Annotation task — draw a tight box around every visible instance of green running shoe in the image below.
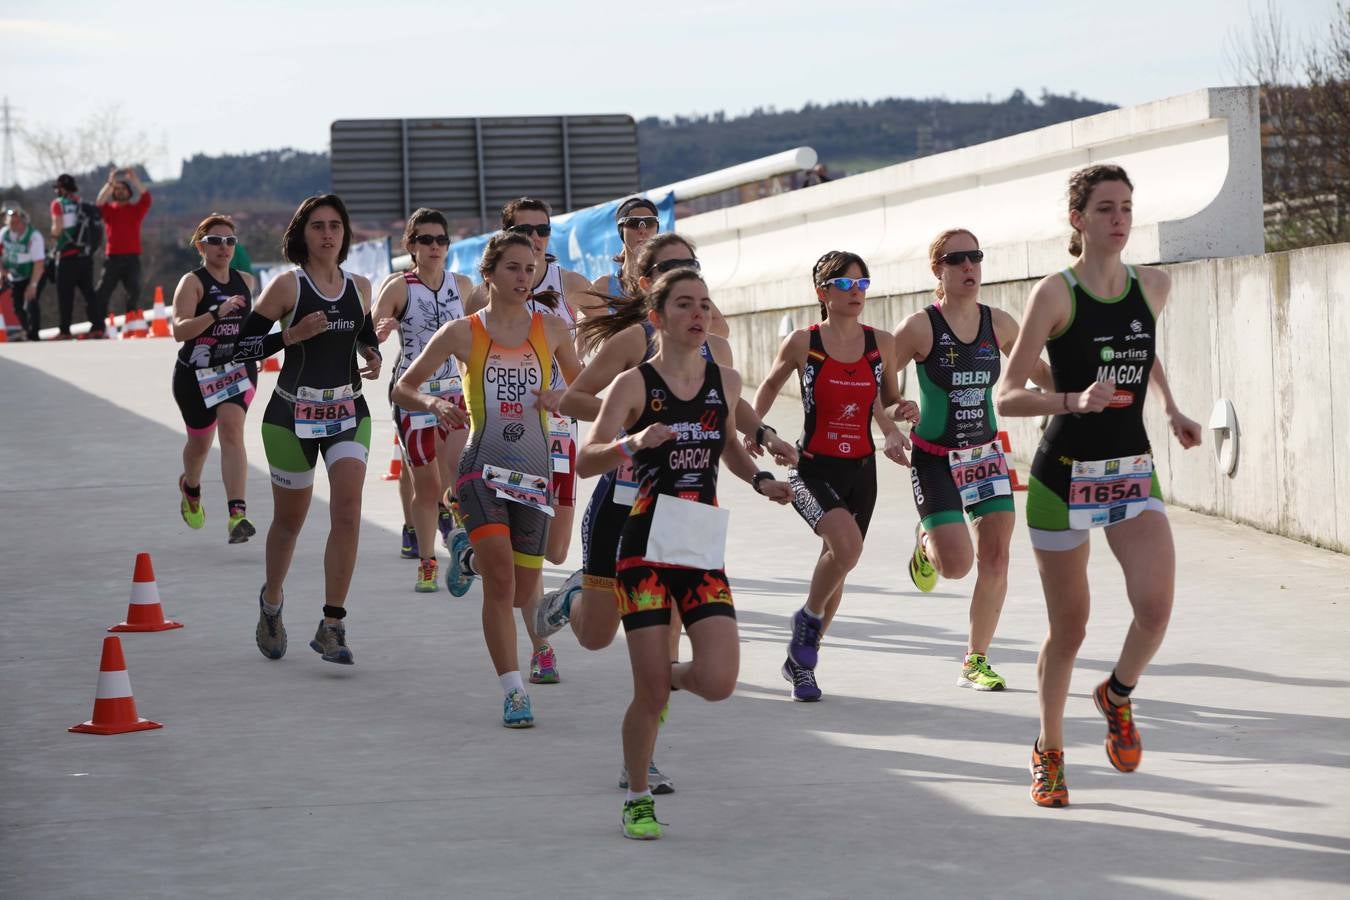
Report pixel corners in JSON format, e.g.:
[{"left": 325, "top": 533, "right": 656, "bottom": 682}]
[
  {"left": 621, "top": 796, "right": 663, "bottom": 840},
  {"left": 908, "top": 523, "right": 936, "bottom": 592},
  {"left": 414, "top": 558, "right": 439, "bottom": 593},
  {"left": 228, "top": 513, "right": 256, "bottom": 544},
  {"left": 957, "top": 653, "right": 1007, "bottom": 691},
  {"left": 179, "top": 475, "right": 205, "bottom": 530}
]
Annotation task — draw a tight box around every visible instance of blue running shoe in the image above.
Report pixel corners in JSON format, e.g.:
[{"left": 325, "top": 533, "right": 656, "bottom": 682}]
[
  {"left": 503, "top": 689, "right": 534, "bottom": 728},
  {"left": 533, "top": 568, "right": 583, "bottom": 639},
  {"left": 401, "top": 524, "right": 419, "bottom": 560},
  {"left": 788, "top": 607, "right": 823, "bottom": 669},
  {"left": 782, "top": 657, "right": 822, "bottom": 702},
  {"left": 445, "top": 529, "right": 476, "bottom": 597}
]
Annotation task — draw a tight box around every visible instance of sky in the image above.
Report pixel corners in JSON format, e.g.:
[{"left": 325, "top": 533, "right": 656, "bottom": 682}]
[{"left": 0, "top": 0, "right": 1339, "bottom": 183}]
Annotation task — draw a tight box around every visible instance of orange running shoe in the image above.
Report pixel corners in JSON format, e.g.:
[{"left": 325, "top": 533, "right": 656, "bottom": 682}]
[
  {"left": 1093, "top": 680, "right": 1142, "bottom": 772},
  {"left": 1030, "top": 741, "right": 1069, "bottom": 808}
]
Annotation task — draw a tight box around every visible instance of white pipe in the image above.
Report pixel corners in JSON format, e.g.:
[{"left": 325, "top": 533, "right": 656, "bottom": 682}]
[{"left": 650, "top": 147, "right": 817, "bottom": 201}]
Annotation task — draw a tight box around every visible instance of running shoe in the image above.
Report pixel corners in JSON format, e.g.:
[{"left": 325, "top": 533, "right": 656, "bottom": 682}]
[
  {"left": 444, "top": 529, "right": 476, "bottom": 597},
  {"left": 533, "top": 568, "right": 583, "bottom": 639},
  {"left": 1030, "top": 741, "right": 1069, "bottom": 808},
  {"left": 437, "top": 506, "right": 453, "bottom": 546},
  {"left": 788, "top": 606, "right": 823, "bottom": 669},
  {"left": 415, "top": 558, "right": 439, "bottom": 593},
  {"left": 255, "top": 588, "right": 286, "bottom": 660},
  {"left": 620, "top": 797, "right": 663, "bottom": 840},
  {"left": 178, "top": 475, "right": 205, "bottom": 530},
  {"left": 529, "top": 645, "right": 560, "bottom": 684},
  {"left": 908, "top": 522, "right": 937, "bottom": 593},
  {"left": 957, "top": 653, "right": 1007, "bottom": 691},
  {"left": 400, "top": 524, "right": 419, "bottom": 559},
  {"left": 502, "top": 689, "right": 534, "bottom": 728},
  {"left": 781, "top": 657, "right": 822, "bottom": 702},
  {"left": 310, "top": 620, "right": 354, "bottom": 665},
  {"left": 619, "top": 763, "right": 675, "bottom": 795},
  {"left": 227, "top": 513, "right": 256, "bottom": 544},
  {"left": 1093, "top": 680, "right": 1142, "bottom": 772}
]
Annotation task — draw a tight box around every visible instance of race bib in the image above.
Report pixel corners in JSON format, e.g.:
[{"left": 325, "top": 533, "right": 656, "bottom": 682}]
[
  {"left": 1067, "top": 453, "right": 1154, "bottom": 530},
  {"left": 947, "top": 440, "right": 1012, "bottom": 509},
  {"left": 612, "top": 456, "right": 638, "bottom": 506},
  {"left": 293, "top": 385, "right": 357, "bottom": 439},
  {"left": 196, "top": 363, "right": 251, "bottom": 409},
  {"left": 549, "top": 414, "right": 576, "bottom": 474},
  {"left": 407, "top": 376, "right": 463, "bottom": 430},
  {"left": 482, "top": 463, "right": 554, "bottom": 517},
  {"left": 646, "top": 494, "right": 729, "bottom": 570}
]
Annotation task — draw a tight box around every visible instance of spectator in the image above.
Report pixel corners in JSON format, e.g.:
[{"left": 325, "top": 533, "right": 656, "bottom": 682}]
[
  {"left": 95, "top": 167, "right": 152, "bottom": 321},
  {"left": 1, "top": 206, "right": 46, "bottom": 341},
  {"left": 803, "top": 163, "right": 833, "bottom": 187},
  {"left": 230, "top": 236, "right": 254, "bottom": 276},
  {"left": 50, "top": 173, "right": 100, "bottom": 339}
]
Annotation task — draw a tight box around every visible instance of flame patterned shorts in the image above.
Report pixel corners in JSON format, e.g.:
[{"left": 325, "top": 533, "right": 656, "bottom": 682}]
[{"left": 613, "top": 561, "right": 735, "bottom": 632}]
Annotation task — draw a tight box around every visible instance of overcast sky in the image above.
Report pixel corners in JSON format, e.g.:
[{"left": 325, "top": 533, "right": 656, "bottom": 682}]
[{"left": 2, "top": 0, "right": 1338, "bottom": 182}]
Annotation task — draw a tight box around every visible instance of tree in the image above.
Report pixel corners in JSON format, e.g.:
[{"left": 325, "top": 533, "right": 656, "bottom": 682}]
[
  {"left": 1229, "top": 2, "right": 1350, "bottom": 249},
  {"left": 18, "top": 104, "right": 164, "bottom": 185}
]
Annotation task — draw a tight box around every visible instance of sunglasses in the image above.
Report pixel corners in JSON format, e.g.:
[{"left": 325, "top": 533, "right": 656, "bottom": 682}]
[
  {"left": 937, "top": 250, "right": 984, "bottom": 265},
  {"left": 411, "top": 233, "right": 451, "bottom": 246},
  {"left": 618, "top": 216, "right": 660, "bottom": 230},
  {"left": 647, "top": 257, "right": 701, "bottom": 276},
  {"left": 819, "top": 277, "right": 870, "bottom": 292},
  {"left": 200, "top": 235, "right": 239, "bottom": 247},
  {"left": 507, "top": 223, "right": 552, "bottom": 238}
]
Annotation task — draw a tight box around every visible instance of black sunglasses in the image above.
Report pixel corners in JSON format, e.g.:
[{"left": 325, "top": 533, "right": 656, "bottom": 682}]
[
  {"left": 200, "top": 234, "right": 238, "bottom": 247},
  {"left": 507, "top": 223, "right": 552, "bottom": 238},
  {"left": 938, "top": 250, "right": 984, "bottom": 265},
  {"left": 647, "top": 257, "right": 700, "bottom": 276},
  {"left": 411, "top": 234, "right": 450, "bottom": 246},
  {"left": 618, "top": 216, "right": 660, "bottom": 230}
]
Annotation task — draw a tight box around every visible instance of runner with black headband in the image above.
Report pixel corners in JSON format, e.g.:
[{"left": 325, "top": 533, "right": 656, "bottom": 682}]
[
  {"left": 233, "top": 193, "right": 383, "bottom": 665},
  {"left": 577, "top": 267, "right": 791, "bottom": 840},
  {"left": 755, "top": 250, "right": 915, "bottom": 701},
  {"left": 889, "top": 229, "right": 1053, "bottom": 693},
  {"left": 395, "top": 230, "right": 582, "bottom": 727},
  {"left": 170, "top": 213, "right": 258, "bottom": 543},
  {"left": 996, "top": 164, "right": 1201, "bottom": 807},
  {"left": 373, "top": 208, "right": 473, "bottom": 592}
]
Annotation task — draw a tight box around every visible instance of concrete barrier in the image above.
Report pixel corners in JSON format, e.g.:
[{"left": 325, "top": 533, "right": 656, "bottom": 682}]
[{"left": 736, "top": 244, "right": 1350, "bottom": 555}]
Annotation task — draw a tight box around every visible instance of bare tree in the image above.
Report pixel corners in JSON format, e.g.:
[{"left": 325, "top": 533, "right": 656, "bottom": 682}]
[
  {"left": 1228, "top": 2, "right": 1350, "bottom": 250},
  {"left": 18, "top": 104, "right": 164, "bottom": 185}
]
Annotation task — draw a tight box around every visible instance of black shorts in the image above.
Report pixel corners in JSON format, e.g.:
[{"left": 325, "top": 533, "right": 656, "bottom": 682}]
[
  {"left": 910, "top": 446, "right": 1013, "bottom": 529},
  {"left": 788, "top": 454, "right": 877, "bottom": 536},
  {"left": 581, "top": 470, "right": 629, "bottom": 584},
  {"left": 172, "top": 362, "right": 257, "bottom": 432},
  {"left": 614, "top": 562, "right": 735, "bottom": 632}
]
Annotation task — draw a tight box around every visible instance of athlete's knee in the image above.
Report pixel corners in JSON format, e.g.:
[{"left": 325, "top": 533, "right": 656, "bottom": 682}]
[
  {"left": 694, "top": 662, "right": 737, "bottom": 702},
  {"left": 1131, "top": 593, "right": 1173, "bottom": 636},
  {"left": 328, "top": 500, "right": 362, "bottom": 536},
  {"left": 976, "top": 541, "right": 1010, "bottom": 579},
  {"left": 476, "top": 557, "right": 516, "bottom": 595},
  {"left": 544, "top": 545, "right": 568, "bottom": 566},
  {"left": 828, "top": 529, "right": 863, "bottom": 572},
  {"left": 633, "top": 682, "right": 672, "bottom": 717},
  {"left": 1046, "top": 616, "right": 1088, "bottom": 654},
  {"left": 932, "top": 540, "right": 974, "bottom": 580}
]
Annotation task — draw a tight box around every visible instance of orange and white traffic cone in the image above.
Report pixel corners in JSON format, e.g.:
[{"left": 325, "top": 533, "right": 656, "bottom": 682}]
[
  {"left": 0, "top": 312, "right": 8, "bottom": 344},
  {"left": 380, "top": 434, "right": 403, "bottom": 481},
  {"left": 69, "top": 636, "right": 162, "bottom": 735},
  {"left": 124, "top": 307, "right": 148, "bottom": 338},
  {"left": 997, "top": 431, "right": 1028, "bottom": 492},
  {"left": 109, "top": 552, "right": 183, "bottom": 632},
  {"left": 261, "top": 355, "right": 281, "bottom": 373},
  {"left": 106, "top": 311, "right": 120, "bottom": 339},
  {"left": 150, "top": 287, "right": 170, "bottom": 338}
]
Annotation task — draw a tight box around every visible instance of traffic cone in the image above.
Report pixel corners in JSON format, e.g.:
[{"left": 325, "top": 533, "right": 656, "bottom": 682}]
[
  {"left": 261, "top": 355, "right": 281, "bottom": 373},
  {"left": 997, "top": 431, "right": 1028, "bottom": 492},
  {"left": 380, "top": 434, "right": 403, "bottom": 481},
  {"left": 69, "top": 636, "right": 162, "bottom": 735},
  {"left": 109, "top": 552, "right": 183, "bottom": 632},
  {"left": 150, "top": 287, "right": 170, "bottom": 338},
  {"left": 124, "top": 307, "right": 148, "bottom": 338},
  {"left": 107, "top": 311, "right": 120, "bottom": 339},
  {"left": 0, "top": 312, "right": 8, "bottom": 344}
]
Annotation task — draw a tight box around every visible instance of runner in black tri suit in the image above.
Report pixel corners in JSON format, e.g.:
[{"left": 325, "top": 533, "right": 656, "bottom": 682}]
[
  {"left": 889, "top": 229, "right": 1054, "bottom": 693},
  {"left": 754, "top": 251, "right": 913, "bottom": 702},
  {"left": 233, "top": 194, "right": 383, "bottom": 667},
  {"left": 996, "top": 165, "right": 1202, "bottom": 808},
  {"left": 170, "top": 214, "right": 259, "bottom": 544},
  {"left": 576, "top": 268, "right": 791, "bottom": 840}
]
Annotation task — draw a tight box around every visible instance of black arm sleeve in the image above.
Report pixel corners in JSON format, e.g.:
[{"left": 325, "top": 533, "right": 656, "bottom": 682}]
[
  {"left": 356, "top": 312, "right": 381, "bottom": 359},
  {"left": 233, "top": 310, "right": 286, "bottom": 363}
]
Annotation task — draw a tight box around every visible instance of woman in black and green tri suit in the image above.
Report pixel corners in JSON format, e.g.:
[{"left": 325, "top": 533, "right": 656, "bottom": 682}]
[
  {"left": 996, "top": 165, "right": 1202, "bottom": 808},
  {"left": 890, "top": 229, "right": 1053, "bottom": 692},
  {"left": 170, "top": 213, "right": 258, "bottom": 543},
  {"left": 577, "top": 269, "right": 791, "bottom": 840},
  {"left": 233, "top": 194, "right": 383, "bottom": 666}
]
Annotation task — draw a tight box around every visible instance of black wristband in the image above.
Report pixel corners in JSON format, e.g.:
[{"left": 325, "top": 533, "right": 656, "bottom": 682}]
[
  {"left": 754, "top": 424, "right": 775, "bottom": 447},
  {"left": 752, "top": 470, "right": 774, "bottom": 494},
  {"left": 208, "top": 305, "right": 220, "bottom": 322}
]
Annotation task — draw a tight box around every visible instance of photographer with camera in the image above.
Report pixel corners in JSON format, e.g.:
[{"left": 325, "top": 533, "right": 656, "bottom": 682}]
[{"left": 95, "top": 167, "right": 153, "bottom": 323}]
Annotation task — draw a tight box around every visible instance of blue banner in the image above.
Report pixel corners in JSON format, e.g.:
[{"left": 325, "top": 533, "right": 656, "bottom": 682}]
[{"left": 446, "top": 192, "right": 675, "bottom": 283}]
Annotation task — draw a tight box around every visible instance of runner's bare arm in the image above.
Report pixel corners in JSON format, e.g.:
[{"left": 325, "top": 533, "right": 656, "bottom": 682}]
[
  {"left": 577, "top": 370, "right": 659, "bottom": 478},
  {"left": 753, "top": 330, "right": 808, "bottom": 419},
  {"left": 559, "top": 324, "right": 646, "bottom": 421},
  {"left": 997, "top": 275, "right": 1112, "bottom": 416},
  {"left": 721, "top": 369, "right": 791, "bottom": 502},
  {"left": 171, "top": 272, "right": 211, "bottom": 342},
  {"left": 392, "top": 319, "right": 473, "bottom": 429},
  {"left": 992, "top": 307, "right": 1054, "bottom": 391}
]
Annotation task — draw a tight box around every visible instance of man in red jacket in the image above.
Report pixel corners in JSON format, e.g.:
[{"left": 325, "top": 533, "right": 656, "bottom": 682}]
[{"left": 95, "top": 167, "right": 152, "bottom": 320}]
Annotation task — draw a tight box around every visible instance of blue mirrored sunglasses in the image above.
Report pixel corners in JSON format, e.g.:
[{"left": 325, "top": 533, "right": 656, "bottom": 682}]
[{"left": 819, "top": 277, "right": 870, "bottom": 292}]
